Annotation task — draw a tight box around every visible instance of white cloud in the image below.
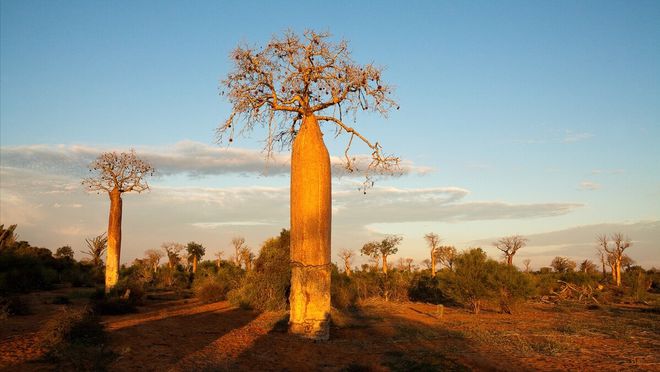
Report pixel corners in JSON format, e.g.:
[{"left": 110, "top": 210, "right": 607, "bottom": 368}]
[
  {"left": 562, "top": 131, "right": 594, "bottom": 143},
  {"left": 578, "top": 181, "right": 601, "bottom": 191},
  {"left": 0, "top": 140, "right": 431, "bottom": 179}
]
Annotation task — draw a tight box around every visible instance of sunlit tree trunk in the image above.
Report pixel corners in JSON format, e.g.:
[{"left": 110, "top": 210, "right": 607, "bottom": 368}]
[
  {"left": 431, "top": 253, "right": 436, "bottom": 277},
  {"left": 192, "top": 256, "right": 198, "bottom": 274},
  {"left": 105, "top": 188, "right": 122, "bottom": 292},
  {"left": 382, "top": 255, "right": 389, "bottom": 274},
  {"left": 507, "top": 255, "right": 513, "bottom": 266},
  {"left": 289, "top": 114, "right": 331, "bottom": 341},
  {"left": 615, "top": 261, "right": 622, "bottom": 287}
]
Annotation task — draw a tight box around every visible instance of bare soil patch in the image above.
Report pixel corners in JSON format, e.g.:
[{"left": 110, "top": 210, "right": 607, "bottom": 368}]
[{"left": 1, "top": 290, "right": 658, "bottom": 371}]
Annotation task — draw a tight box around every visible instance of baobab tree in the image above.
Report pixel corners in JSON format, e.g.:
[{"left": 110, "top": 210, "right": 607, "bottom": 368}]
[
  {"left": 239, "top": 246, "right": 254, "bottom": 271},
  {"left": 231, "top": 237, "right": 246, "bottom": 266},
  {"left": 215, "top": 251, "right": 224, "bottom": 268},
  {"left": 83, "top": 150, "right": 153, "bottom": 292},
  {"left": 424, "top": 233, "right": 441, "bottom": 277},
  {"left": 522, "top": 258, "right": 532, "bottom": 273},
  {"left": 144, "top": 249, "right": 163, "bottom": 273},
  {"left": 597, "top": 233, "right": 632, "bottom": 287},
  {"left": 337, "top": 249, "right": 354, "bottom": 276},
  {"left": 82, "top": 233, "right": 108, "bottom": 268},
  {"left": 186, "top": 241, "right": 206, "bottom": 274},
  {"left": 162, "top": 242, "right": 184, "bottom": 269},
  {"left": 436, "top": 245, "right": 457, "bottom": 270},
  {"left": 220, "top": 30, "right": 399, "bottom": 340},
  {"left": 494, "top": 235, "right": 528, "bottom": 266},
  {"left": 361, "top": 235, "right": 402, "bottom": 274}
]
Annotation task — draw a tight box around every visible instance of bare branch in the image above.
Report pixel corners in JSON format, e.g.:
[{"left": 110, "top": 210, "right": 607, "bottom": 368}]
[{"left": 82, "top": 149, "right": 154, "bottom": 195}]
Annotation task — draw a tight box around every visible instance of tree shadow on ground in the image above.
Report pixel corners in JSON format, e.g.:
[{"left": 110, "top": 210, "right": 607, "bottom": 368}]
[
  {"left": 196, "top": 302, "right": 532, "bottom": 371},
  {"left": 104, "top": 300, "right": 259, "bottom": 371}
]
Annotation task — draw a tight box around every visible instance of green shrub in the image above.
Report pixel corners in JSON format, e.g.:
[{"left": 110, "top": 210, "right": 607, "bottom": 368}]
[
  {"left": 193, "top": 268, "right": 238, "bottom": 303},
  {"left": 228, "top": 229, "right": 290, "bottom": 311},
  {"left": 331, "top": 266, "right": 358, "bottom": 310}
]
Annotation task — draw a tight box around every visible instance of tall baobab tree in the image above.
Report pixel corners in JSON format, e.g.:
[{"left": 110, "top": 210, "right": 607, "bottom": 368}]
[
  {"left": 424, "top": 233, "right": 441, "bottom": 277},
  {"left": 83, "top": 150, "right": 153, "bottom": 292},
  {"left": 361, "top": 235, "right": 402, "bottom": 274},
  {"left": 220, "top": 30, "right": 399, "bottom": 340},
  {"left": 597, "top": 233, "right": 632, "bottom": 287},
  {"left": 337, "top": 249, "right": 354, "bottom": 276},
  {"left": 186, "top": 241, "right": 206, "bottom": 274},
  {"left": 494, "top": 235, "right": 528, "bottom": 266}
]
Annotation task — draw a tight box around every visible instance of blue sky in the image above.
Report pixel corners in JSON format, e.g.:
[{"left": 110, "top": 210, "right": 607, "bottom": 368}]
[{"left": 1, "top": 1, "right": 659, "bottom": 268}]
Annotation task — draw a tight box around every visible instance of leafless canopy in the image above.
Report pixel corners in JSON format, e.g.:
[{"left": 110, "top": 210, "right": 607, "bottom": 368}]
[
  {"left": 82, "top": 149, "right": 154, "bottom": 194},
  {"left": 494, "top": 235, "right": 528, "bottom": 264},
  {"left": 219, "top": 29, "right": 400, "bottom": 176}
]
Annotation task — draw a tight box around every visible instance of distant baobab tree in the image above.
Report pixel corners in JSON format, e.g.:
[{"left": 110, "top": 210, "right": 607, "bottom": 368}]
[
  {"left": 597, "top": 233, "right": 632, "bottom": 287},
  {"left": 337, "top": 249, "right": 354, "bottom": 276},
  {"left": 522, "top": 258, "right": 532, "bottom": 273},
  {"left": 231, "top": 237, "right": 246, "bottom": 266},
  {"left": 424, "top": 233, "right": 441, "bottom": 277},
  {"left": 436, "top": 245, "right": 457, "bottom": 271},
  {"left": 494, "top": 235, "right": 528, "bottom": 266},
  {"left": 144, "top": 249, "right": 163, "bottom": 273},
  {"left": 82, "top": 232, "right": 108, "bottom": 268},
  {"left": 215, "top": 251, "right": 224, "bottom": 268},
  {"left": 83, "top": 150, "right": 154, "bottom": 292},
  {"left": 162, "top": 242, "right": 184, "bottom": 269},
  {"left": 220, "top": 30, "right": 399, "bottom": 340},
  {"left": 361, "top": 235, "right": 402, "bottom": 274},
  {"left": 186, "top": 241, "right": 206, "bottom": 274}
]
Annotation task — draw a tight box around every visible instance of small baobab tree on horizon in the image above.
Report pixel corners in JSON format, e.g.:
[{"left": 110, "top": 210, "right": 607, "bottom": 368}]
[
  {"left": 82, "top": 232, "right": 108, "bottom": 268},
  {"left": 494, "top": 235, "right": 528, "bottom": 266},
  {"left": 220, "top": 30, "right": 399, "bottom": 340},
  {"left": 436, "top": 245, "right": 457, "bottom": 271},
  {"left": 231, "top": 237, "right": 246, "bottom": 266},
  {"left": 186, "top": 241, "right": 206, "bottom": 274},
  {"left": 424, "top": 233, "right": 441, "bottom": 277},
  {"left": 597, "top": 233, "right": 632, "bottom": 287},
  {"left": 83, "top": 150, "right": 154, "bottom": 292},
  {"left": 361, "top": 235, "right": 402, "bottom": 275},
  {"left": 338, "top": 249, "right": 354, "bottom": 276}
]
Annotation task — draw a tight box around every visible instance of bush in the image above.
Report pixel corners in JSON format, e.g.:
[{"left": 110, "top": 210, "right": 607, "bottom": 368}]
[
  {"left": 193, "top": 266, "right": 239, "bottom": 303},
  {"left": 331, "top": 266, "right": 358, "bottom": 310},
  {"left": 409, "top": 273, "right": 450, "bottom": 304},
  {"left": 0, "top": 295, "right": 31, "bottom": 318},
  {"left": 228, "top": 229, "right": 290, "bottom": 311},
  {"left": 41, "top": 306, "right": 104, "bottom": 351}
]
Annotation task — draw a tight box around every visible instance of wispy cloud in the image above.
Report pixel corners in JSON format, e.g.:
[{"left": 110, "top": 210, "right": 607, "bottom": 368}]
[
  {"left": 578, "top": 181, "right": 600, "bottom": 191},
  {"left": 512, "top": 129, "right": 594, "bottom": 145},
  {"left": 591, "top": 169, "right": 625, "bottom": 175},
  {"left": 562, "top": 131, "right": 594, "bottom": 143},
  {"left": 0, "top": 141, "right": 432, "bottom": 179}
]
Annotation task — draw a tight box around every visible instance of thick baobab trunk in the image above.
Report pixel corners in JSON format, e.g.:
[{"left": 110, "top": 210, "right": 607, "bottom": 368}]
[
  {"left": 289, "top": 114, "right": 331, "bottom": 341},
  {"left": 382, "top": 255, "right": 389, "bottom": 274},
  {"left": 507, "top": 255, "right": 513, "bottom": 266},
  {"left": 105, "top": 188, "right": 122, "bottom": 292},
  {"left": 192, "top": 256, "right": 198, "bottom": 274},
  {"left": 344, "top": 261, "right": 351, "bottom": 277}
]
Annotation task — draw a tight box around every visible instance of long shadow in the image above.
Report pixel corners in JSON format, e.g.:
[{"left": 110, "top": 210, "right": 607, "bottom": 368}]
[
  {"left": 220, "top": 304, "right": 532, "bottom": 371},
  {"left": 106, "top": 304, "right": 259, "bottom": 371}
]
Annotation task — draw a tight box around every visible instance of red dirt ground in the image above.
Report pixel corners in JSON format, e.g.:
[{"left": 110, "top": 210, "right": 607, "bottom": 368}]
[{"left": 1, "top": 289, "right": 658, "bottom": 371}]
